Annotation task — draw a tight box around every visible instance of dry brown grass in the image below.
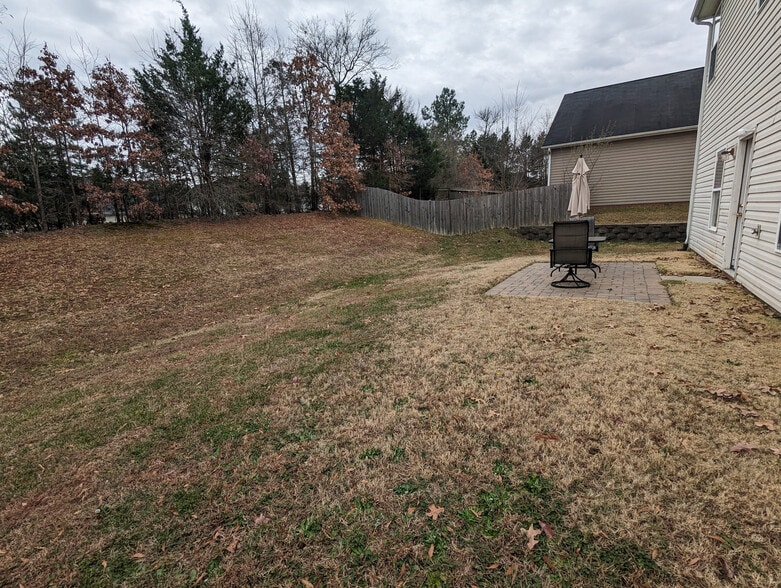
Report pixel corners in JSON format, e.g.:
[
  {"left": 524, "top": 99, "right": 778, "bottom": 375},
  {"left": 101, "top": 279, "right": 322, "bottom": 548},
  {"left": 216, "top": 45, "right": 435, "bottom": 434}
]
[
  {"left": 1, "top": 215, "right": 779, "bottom": 587},
  {"left": 591, "top": 202, "right": 690, "bottom": 225}
]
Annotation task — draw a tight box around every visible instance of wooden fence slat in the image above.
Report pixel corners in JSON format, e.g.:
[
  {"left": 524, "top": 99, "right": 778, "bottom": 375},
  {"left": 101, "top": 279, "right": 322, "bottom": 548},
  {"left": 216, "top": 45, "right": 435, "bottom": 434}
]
[{"left": 356, "top": 185, "right": 570, "bottom": 236}]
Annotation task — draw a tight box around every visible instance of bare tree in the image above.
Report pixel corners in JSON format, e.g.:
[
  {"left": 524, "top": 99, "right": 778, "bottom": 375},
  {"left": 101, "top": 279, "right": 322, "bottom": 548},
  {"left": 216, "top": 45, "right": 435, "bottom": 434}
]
[
  {"left": 475, "top": 106, "right": 500, "bottom": 138},
  {"left": 228, "top": 1, "right": 285, "bottom": 136},
  {"left": 292, "top": 11, "right": 393, "bottom": 92}
]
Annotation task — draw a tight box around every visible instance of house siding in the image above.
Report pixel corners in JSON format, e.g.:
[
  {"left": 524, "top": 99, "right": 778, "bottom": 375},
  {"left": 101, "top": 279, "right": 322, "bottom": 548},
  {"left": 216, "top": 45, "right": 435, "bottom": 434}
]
[
  {"left": 549, "top": 131, "right": 697, "bottom": 207},
  {"left": 689, "top": 0, "right": 781, "bottom": 314}
]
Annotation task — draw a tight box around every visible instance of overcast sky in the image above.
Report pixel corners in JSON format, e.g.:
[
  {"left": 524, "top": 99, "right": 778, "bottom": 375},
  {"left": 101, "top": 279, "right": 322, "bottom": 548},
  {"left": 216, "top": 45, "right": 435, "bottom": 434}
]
[{"left": 1, "top": 0, "right": 708, "bottom": 131}]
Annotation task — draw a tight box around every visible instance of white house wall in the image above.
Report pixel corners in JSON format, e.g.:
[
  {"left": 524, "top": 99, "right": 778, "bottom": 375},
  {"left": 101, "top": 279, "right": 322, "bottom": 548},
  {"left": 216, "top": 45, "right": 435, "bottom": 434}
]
[
  {"left": 550, "top": 131, "right": 697, "bottom": 207},
  {"left": 688, "top": 0, "right": 781, "bottom": 314}
]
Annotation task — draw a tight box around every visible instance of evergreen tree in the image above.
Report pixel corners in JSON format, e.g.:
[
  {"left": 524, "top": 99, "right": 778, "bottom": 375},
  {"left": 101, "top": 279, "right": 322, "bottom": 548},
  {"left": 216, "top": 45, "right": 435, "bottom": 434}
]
[
  {"left": 421, "top": 88, "right": 469, "bottom": 194},
  {"left": 340, "top": 75, "right": 438, "bottom": 199},
  {"left": 134, "top": 5, "right": 252, "bottom": 217}
]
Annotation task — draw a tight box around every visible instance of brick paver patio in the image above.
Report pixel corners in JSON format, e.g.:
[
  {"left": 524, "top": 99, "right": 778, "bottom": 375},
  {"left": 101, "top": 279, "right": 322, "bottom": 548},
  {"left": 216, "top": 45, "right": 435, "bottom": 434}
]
[{"left": 486, "top": 262, "right": 671, "bottom": 305}]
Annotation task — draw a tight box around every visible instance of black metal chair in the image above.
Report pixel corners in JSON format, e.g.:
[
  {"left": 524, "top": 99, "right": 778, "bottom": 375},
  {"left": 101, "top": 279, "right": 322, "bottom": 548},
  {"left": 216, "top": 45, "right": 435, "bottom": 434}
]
[
  {"left": 550, "top": 220, "right": 594, "bottom": 288},
  {"left": 581, "top": 216, "right": 601, "bottom": 273}
]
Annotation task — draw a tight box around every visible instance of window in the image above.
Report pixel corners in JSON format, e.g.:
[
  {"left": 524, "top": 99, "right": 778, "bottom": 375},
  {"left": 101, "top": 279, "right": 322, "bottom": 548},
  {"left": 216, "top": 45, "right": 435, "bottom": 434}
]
[
  {"left": 710, "top": 155, "right": 725, "bottom": 229},
  {"left": 709, "top": 18, "right": 721, "bottom": 81}
]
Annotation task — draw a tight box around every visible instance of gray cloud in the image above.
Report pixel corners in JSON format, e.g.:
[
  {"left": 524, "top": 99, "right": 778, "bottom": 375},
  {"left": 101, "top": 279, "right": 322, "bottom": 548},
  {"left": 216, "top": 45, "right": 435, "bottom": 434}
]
[{"left": 1, "top": 0, "right": 707, "bottom": 129}]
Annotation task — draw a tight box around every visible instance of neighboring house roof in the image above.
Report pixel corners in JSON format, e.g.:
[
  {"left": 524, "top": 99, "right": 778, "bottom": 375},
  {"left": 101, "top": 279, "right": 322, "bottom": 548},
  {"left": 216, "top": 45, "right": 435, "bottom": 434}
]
[{"left": 543, "top": 68, "right": 704, "bottom": 148}]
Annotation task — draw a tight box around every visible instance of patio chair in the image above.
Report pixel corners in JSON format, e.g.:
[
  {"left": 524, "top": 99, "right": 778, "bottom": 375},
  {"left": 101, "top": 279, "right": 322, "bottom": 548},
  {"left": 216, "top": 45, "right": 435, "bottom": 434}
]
[
  {"left": 549, "top": 220, "right": 595, "bottom": 288},
  {"left": 582, "top": 216, "right": 601, "bottom": 273}
]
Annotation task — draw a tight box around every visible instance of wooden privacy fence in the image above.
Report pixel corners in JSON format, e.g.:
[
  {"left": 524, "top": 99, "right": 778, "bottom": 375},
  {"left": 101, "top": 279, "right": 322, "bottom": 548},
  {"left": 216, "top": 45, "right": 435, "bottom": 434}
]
[{"left": 356, "top": 185, "right": 570, "bottom": 235}]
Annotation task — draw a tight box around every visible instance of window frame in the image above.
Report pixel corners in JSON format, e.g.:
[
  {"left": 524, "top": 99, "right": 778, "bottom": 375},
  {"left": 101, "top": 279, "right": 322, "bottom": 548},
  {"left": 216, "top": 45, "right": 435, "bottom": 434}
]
[
  {"left": 775, "top": 207, "right": 781, "bottom": 253},
  {"left": 710, "top": 154, "right": 725, "bottom": 230},
  {"left": 708, "top": 16, "right": 721, "bottom": 82}
]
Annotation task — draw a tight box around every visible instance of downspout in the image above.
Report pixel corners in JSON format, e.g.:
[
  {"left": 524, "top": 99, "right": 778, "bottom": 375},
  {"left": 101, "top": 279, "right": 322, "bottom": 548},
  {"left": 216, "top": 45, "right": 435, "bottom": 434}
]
[
  {"left": 546, "top": 148, "right": 552, "bottom": 186},
  {"left": 684, "top": 15, "right": 716, "bottom": 250}
]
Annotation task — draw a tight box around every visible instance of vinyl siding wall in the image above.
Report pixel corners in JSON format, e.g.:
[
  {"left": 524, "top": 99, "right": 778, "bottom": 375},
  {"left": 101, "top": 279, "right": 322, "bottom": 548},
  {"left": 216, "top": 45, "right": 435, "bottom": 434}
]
[
  {"left": 688, "top": 0, "right": 781, "bottom": 314},
  {"left": 549, "top": 131, "right": 697, "bottom": 207}
]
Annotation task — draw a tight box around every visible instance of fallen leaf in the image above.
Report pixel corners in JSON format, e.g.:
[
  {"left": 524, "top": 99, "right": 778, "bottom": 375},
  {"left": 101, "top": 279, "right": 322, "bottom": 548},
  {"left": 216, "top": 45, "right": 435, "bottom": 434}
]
[
  {"left": 428, "top": 543, "right": 434, "bottom": 559},
  {"left": 487, "top": 562, "right": 500, "bottom": 570},
  {"left": 226, "top": 536, "right": 239, "bottom": 554},
  {"left": 755, "top": 419, "right": 777, "bottom": 431},
  {"left": 706, "top": 387, "right": 745, "bottom": 401},
  {"left": 730, "top": 442, "right": 760, "bottom": 453},
  {"left": 538, "top": 520, "right": 554, "bottom": 539},
  {"left": 707, "top": 535, "right": 727, "bottom": 544},
  {"left": 688, "top": 557, "right": 701, "bottom": 566},
  {"left": 525, "top": 524, "right": 542, "bottom": 551},
  {"left": 426, "top": 504, "right": 445, "bottom": 521},
  {"left": 253, "top": 513, "right": 269, "bottom": 526},
  {"left": 542, "top": 554, "right": 555, "bottom": 570},
  {"left": 717, "top": 556, "right": 735, "bottom": 579},
  {"left": 101, "top": 560, "right": 107, "bottom": 568},
  {"left": 301, "top": 580, "right": 314, "bottom": 588},
  {"left": 406, "top": 506, "right": 416, "bottom": 515},
  {"left": 770, "top": 448, "right": 781, "bottom": 455},
  {"left": 534, "top": 432, "right": 560, "bottom": 442},
  {"left": 131, "top": 552, "right": 145, "bottom": 559}
]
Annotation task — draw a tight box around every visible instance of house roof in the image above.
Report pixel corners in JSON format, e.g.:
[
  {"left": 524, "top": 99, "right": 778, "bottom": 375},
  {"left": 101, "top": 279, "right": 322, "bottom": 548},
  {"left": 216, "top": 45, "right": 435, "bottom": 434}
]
[{"left": 543, "top": 68, "right": 704, "bottom": 149}]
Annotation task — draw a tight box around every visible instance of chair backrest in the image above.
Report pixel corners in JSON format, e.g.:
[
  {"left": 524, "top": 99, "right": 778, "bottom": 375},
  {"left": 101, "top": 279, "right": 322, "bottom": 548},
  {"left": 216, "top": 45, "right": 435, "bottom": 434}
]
[
  {"left": 581, "top": 216, "right": 596, "bottom": 236},
  {"left": 552, "top": 220, "right": 591, "bottom": 265}
]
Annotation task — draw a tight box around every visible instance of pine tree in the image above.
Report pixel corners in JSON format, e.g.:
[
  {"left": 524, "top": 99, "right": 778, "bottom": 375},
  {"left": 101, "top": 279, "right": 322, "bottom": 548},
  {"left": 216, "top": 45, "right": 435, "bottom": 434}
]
[{"left": 134, "top": 5, "right": 252, "bottom": 217}]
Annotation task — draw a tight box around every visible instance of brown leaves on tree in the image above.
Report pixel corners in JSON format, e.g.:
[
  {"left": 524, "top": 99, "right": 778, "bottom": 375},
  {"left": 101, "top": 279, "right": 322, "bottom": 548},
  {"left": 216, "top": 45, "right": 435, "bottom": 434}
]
[
  {"left": 455, "top": 152, "right": 493, "bottom": 192},
  {"left": 84, "top": 60, "right": 162, "bottom": 222},
  {"left": 319, "top": 101, "right": 363, "bottom": 213}
]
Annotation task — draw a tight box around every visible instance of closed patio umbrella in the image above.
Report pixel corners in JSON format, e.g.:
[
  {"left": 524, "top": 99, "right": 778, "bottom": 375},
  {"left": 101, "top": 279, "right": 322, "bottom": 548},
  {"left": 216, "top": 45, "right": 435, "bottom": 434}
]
[{"left": 568, "top": 156, "right": 591, "bottom": 218}]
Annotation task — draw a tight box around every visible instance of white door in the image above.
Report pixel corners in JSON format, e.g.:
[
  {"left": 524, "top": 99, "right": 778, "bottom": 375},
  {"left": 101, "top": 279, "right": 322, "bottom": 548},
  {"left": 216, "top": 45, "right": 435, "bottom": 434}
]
[{"left": 729, "top": 136, "right": 754, "bottom": 271}]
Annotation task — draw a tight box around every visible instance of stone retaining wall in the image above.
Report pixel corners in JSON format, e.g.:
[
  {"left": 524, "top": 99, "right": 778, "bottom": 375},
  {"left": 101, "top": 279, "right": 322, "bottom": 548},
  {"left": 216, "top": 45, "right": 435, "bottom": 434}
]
[{"left": 518, "top": 223, "right": 687, "bottom": 242}]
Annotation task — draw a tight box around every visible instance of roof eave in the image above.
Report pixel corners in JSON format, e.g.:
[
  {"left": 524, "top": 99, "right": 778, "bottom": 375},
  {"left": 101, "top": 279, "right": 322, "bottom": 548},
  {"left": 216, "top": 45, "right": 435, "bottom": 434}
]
[
  {"left": 691, "top": 0, "right": 720, "bottom": 21},
  {"left": 544, "top": 125, "right": 699, "bottom": 150}
]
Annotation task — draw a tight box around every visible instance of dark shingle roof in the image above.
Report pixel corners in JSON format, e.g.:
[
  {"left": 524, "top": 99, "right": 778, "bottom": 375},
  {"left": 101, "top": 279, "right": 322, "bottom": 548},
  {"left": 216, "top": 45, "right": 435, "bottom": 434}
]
[{"left": 543, "top": 68, "right": 704, "bottom": 148}]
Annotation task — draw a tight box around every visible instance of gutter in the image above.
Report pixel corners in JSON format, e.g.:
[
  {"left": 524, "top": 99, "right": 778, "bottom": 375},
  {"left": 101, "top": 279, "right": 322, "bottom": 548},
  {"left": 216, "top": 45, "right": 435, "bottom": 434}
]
[
  {"left": 684, "top": 15, "right": 716, "bottom": 250},
  {"left": 544, "top": 125, "right": 699, "bottom": 151}
]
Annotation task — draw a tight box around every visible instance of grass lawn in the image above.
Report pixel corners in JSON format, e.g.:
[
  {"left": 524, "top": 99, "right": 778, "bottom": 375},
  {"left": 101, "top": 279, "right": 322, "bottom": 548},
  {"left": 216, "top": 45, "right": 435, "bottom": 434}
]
[
  {"left": 590, "top": 202, "right": 689, "bottom": 225},
  {"left": 1, "top": 214, "right": 779, "bottom": 587}
]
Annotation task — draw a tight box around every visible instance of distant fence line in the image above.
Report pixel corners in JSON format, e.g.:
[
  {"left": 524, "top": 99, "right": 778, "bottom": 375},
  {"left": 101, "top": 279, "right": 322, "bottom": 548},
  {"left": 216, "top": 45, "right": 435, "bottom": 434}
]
[{"left": 356, "top": 185, "right": 570, "bottom": 235}]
